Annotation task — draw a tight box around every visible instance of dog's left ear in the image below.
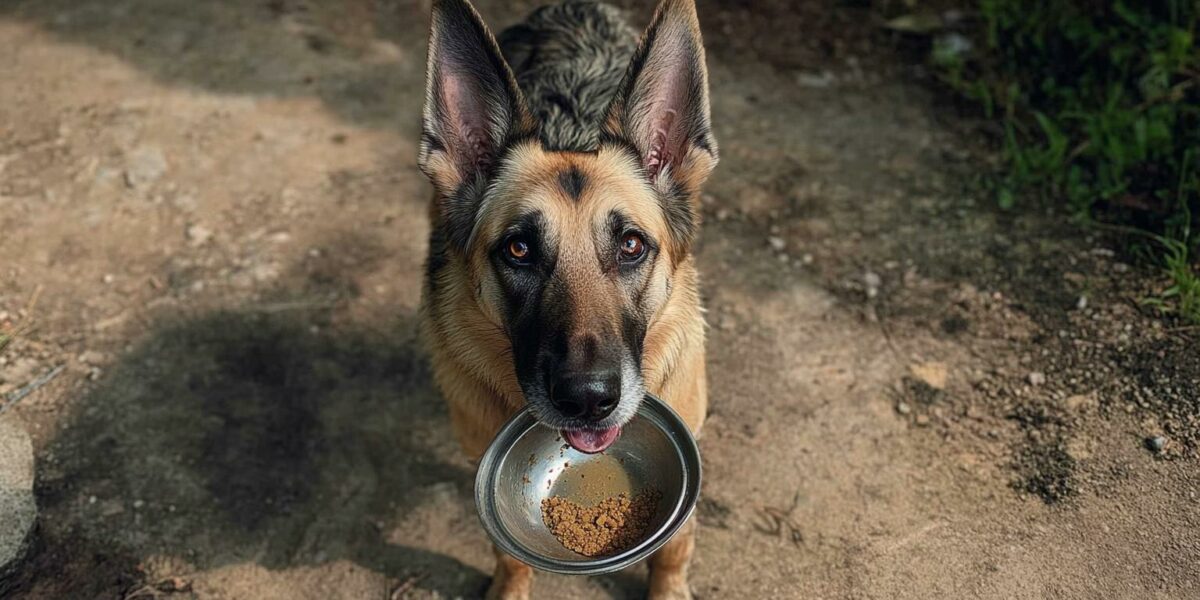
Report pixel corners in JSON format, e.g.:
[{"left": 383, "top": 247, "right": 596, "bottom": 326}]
[
  {"left": 604, "top": 0, "right": 718, "bottom": 195},
  {"left": 419, "top": 0, "right": 533, "bottom": 197}
]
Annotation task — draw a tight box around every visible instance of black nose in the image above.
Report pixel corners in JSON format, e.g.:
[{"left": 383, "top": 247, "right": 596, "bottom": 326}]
[{"left": 549, "top": 371, "right": 620, "bottom": 421}]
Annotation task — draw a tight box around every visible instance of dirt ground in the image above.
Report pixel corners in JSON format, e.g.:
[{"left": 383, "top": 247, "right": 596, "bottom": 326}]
[{"left": 1, "top": 0, "right": 1198, "bottom": 598}]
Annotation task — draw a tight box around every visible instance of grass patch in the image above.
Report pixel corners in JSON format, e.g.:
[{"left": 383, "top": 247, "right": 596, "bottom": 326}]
[{"left": 928, "top": 0, "right": 1200, "bottom": 321}]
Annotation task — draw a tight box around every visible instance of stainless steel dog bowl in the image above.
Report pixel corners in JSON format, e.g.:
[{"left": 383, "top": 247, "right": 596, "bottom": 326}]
[{"left": 475, "top": 393, "right": 701, "bottom": 575}]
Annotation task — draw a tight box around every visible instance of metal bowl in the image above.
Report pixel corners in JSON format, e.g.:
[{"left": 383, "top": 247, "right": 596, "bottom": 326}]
[{"left": 475, "top": 393, "right": 701, "bottom": 575}]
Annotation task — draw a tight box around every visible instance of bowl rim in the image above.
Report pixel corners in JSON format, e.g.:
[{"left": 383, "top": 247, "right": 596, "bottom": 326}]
[{"left": 474, "top": 392, "right": 702, "bottom": 575}]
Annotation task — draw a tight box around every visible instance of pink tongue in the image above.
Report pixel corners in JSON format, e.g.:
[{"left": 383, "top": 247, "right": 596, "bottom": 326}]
[{"left": 562, "top": 426, "right": 621, "bottom": 454}]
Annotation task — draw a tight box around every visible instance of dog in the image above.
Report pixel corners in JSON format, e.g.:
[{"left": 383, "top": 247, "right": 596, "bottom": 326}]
[{"left": 417, "top": 0, "right": 717, "bottom": 597}]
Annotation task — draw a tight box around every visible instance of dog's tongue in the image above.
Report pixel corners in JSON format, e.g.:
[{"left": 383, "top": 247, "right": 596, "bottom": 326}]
[{"left": 562, "top": 426, "right": 621, "bottom": 454}]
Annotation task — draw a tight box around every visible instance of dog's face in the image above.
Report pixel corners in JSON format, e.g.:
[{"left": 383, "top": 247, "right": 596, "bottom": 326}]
[{"left": 420, "top": 0, "right": 715, "bottom": 451}]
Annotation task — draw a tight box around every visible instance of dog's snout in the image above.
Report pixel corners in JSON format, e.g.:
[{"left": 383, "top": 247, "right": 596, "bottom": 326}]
[{"left": 549, "top": 370, "right": 620, "bottom": 421}]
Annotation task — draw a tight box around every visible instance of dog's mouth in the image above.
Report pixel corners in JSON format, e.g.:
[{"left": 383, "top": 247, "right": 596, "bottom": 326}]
[{"left": 561, "top": 425, "right": 622, "bottom": 453}]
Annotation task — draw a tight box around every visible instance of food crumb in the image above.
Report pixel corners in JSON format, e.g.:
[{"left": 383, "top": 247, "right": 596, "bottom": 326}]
[{"left": 540, "top": 490, "right": 661, "bottom": 557}]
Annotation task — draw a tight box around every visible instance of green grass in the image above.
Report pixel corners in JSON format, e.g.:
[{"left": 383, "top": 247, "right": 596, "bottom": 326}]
[{"left": 932, "top": 0, "right": 1200, "bottom": 322}]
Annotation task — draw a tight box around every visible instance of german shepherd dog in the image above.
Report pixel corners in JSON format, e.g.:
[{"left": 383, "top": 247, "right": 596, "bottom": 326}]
[{"left": 418, "top": 0, "right": 716, "bottom": 597}]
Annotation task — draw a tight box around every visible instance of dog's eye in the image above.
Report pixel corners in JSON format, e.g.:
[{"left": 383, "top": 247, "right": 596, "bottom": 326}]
[
  {"left": 618, "top": 233, "right": 646, "bottom": 263},
  {"left": 504, "top": 237, "right": 534, "bottom": 266}
]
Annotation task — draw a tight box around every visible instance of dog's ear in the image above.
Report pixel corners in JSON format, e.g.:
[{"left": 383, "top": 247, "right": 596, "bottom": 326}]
[
  {"left": 603, "top": 0, "right": 717, "bottom": 194},
  {"left": 419, "top": 0, "right": 532, "bottom": 196}
]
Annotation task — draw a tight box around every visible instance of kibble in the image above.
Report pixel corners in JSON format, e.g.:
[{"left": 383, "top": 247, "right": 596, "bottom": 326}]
[{"left": 541, "top": 490, "right": 661, "bottom": 556}]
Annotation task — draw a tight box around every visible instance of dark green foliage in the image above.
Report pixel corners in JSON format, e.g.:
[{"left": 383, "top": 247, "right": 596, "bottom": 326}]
[{"left": 937, "top": 0, "right": 1200, "bottom": 321}]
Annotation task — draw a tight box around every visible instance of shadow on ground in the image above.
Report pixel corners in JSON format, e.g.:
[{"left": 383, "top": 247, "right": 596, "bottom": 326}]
[
  {"left": 23, "top": 308, "right": 488, "bottom": 597},
  {"left": 1, "top": 0, "right": 428, "bottom": 132}
]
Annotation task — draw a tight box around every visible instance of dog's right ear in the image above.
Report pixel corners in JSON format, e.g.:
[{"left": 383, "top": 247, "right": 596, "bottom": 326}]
[{"left": 419, "top": 0, "right": 532, "bottom": 197}]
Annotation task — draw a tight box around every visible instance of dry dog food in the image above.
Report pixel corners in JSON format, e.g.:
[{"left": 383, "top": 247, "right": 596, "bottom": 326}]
[{"left": 540, "top": 490, "right": 662, "bottom": 556}]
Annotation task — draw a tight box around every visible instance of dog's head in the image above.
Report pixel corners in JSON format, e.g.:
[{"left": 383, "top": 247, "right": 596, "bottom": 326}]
[{"left": 419, "top": 0, "right": 716, "bottom": 452}]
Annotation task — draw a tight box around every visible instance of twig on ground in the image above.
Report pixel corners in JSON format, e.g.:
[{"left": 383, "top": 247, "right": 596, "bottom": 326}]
[
  {"left": 389, "top": 573, "right": 426, "bottom": 600},
  {"left": 1, "top": 364, "right": 64, "bottom": 413},
  {"left": 122, "top": 576, "right": 192, "bottom": 600},
  {"left": 23, "top": 283, "right": 44, "bottom": 318}
]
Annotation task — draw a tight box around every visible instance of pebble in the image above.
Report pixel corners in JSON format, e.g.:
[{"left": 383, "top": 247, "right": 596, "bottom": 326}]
[
  {"left": 864, "top": 271, "right": 882, "bottom": 299},
  {"left": 1028, "top": 371, "right": 1046, "bottom": 386},
  {"left": 124, "top": 145, "right": 168, "bottom": 189},
  {"left": 767, "top": 236, "right": 786, "bottom": 252},
  {"left": 1146, "top": 436, "right": 1166, "bottom": 453},
  {"left": 896, "top": 402, "right": 911, "bottom": 415},
  {"left": 186, "top": 223, "right": 212, "bottom": 247}
]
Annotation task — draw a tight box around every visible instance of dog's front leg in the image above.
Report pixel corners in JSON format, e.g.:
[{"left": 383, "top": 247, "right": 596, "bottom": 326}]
[
  {"left": 485, "top": 545, "right": 533, "bottom": 600},
  {"left": 647, "top": 517, "right": 696, "bottom": 599}
]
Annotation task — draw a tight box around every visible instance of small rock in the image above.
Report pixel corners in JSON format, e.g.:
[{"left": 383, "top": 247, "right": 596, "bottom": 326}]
[
  {"left": 909, "top": 362, "right": 948, "bottom": 390},
  {"left": 124, "top": 145, "right": 168, "bottom": 189},
  {"left": 864, "top": 271, "right": 882, "bottom": 299},
  {"left": 1076, "top": 295, "right": 1088, "bottom": 310},
  {"left": 767, "top": 236, "right": 786, "bottom": 252},
  {"left": 186, "top": 223, "right": 212, "bottom": 247},
  {"left": 896, "top": 402, "right": 911, "bottom": 415},
  {"left": 914, "top": 414, "right": 930, "bottom": 426},
  {"left": 1, "top": 415, "right": 37, "bottom": 583},
  {"left": 133, "top": 499, "right": 145, "bottom": 510},
  {"left": 796, "top": 70, "right": 835, "bottom": 88},
  {"left": 1146, "top": 436, "right": 1166, "bottom": 453},
  {"left": 1065, "top": 394, "right": 1096, "bottom": 412},
  {"left": 1028, "top": 371, "right": 1046, "bottom": 386},
  {"left": 715, "top": 208, "right": 732, "bottom": 221}
]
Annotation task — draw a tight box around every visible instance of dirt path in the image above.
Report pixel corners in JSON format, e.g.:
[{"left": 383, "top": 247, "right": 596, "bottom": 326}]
[{"left": 1, "top": 1, "right": 1197, "bottom": 598}]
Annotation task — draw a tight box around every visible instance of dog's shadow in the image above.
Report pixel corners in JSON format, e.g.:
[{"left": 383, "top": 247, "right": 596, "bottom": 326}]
[{"left": 36, "top": 308, "right": 494, "bottom": 596}]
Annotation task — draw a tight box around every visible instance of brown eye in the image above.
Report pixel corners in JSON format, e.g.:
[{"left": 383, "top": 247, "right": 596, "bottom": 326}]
[
  {"left": 505, "top": 237, "right": 533, "bottom": 264},
  {"left": 619, "top": 233, "right": 646, "bottom": 263}
]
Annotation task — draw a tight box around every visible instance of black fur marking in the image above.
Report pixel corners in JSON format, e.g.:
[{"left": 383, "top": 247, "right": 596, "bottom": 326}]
[
  {"left": 499, "top": 2, "right": 637, "bottom": 152},
  {"left": 559, "top": 167, "right": 587, "bottom": 201},
  {"left": 424, "top": 227, "right": 451, "bottom": 295}
]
